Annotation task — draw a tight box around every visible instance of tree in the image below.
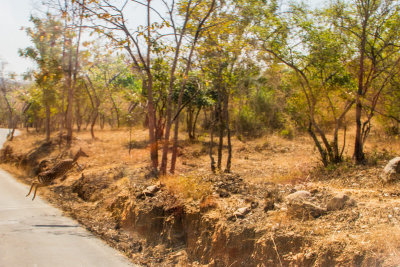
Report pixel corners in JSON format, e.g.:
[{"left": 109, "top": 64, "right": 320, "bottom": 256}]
[
  {"left": 74, "top": 0, "right": 216, "bottom": 174},
  {"left": 252, "top": 2, "right": 355, "bottom": 166},
  {"left": 328, "top": 0, "right": 400, "bottom": 163},
  {"left": 0, "top": 61, "right": 17, "bottom": 140},
  {"left": 20, "top": 14, "right": 64, "bottom": 142},
  {"left": 58, "top": 0, "right": 85, "bottom": 147}
]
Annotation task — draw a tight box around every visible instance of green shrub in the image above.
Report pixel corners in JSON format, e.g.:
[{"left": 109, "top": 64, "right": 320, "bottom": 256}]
[{"left": 234, "top": 106, "right": 265, "bottom": 138}]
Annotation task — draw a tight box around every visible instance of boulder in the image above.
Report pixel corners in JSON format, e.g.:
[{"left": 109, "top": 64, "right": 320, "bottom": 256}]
[
  {"left": 136, "top": 185, "right": 160, "bottom": 199},
  {"left": 381, "top": 157, "right": 400, "bottom": 182},
  {"left": 286, "top": 190, "right": 312, "bottom": 202},
  {"left": 326, "top": 193, "right": 356, "bottom": 211},
  {"left": 229, "top": 207, "right": 251, "bottom": 220},
  {"left": 286, "top": 190, "right": 326, "bottom": 219},
  {"left": 143, "top": 185, "right": 160, "bottom": 196},
  {"left": 234, "top": 207, "right": 250, "bottom": 218}
]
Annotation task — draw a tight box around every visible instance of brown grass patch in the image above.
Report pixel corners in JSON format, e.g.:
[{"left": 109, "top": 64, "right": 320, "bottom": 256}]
[{"left": 160, "top": 174, "right": 213, "bottom": 201}]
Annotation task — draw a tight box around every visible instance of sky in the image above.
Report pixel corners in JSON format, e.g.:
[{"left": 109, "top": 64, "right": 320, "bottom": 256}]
[
  {"left": 0, "top": 0, "right": 323, "bottom": 79},
  {"left": 0, "top": 0, "right": 39, "bottom": 78}
]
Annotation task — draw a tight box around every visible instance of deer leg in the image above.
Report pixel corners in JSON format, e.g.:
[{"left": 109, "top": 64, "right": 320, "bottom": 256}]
[
  {"left": 75, "top": 162, "right": 83, "bottom": 172},
  {"left": 32, "top": 183, "right": 44, "bottom": 201},
  {"left": 26, "top": 182, "right": 37, "bottom": 197}
]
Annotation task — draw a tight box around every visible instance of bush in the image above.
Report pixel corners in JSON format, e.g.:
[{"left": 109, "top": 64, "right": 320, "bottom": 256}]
[
  {"left": 233, "top": 88, "right": 283, "bottom": 138},
  {"left": 234, "top": 106, "right": 265, "bottom": 138}
]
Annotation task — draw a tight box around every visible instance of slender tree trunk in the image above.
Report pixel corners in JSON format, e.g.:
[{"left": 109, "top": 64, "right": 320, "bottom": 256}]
[
  {"left": 209, "top": 118, "right": 216, "bottom": 173},
  {"left": 354, "top": 15, "right": 368, "bottom": 163},
  {"left": 192, "top": 107, "right": 201, "bottom": 140},
  {"left": 217, "top": 91, "right": 223, "bottom": 171},
  {"left": 160, "top": 0, "right": 194, "bottom": 175},
  {"left": 66, "top": 3, "right": 83, "bottom": 147},
  {"left": 45, "top": 103, "right": 51, "bottom": 142},
  {"left": 107, "top": 85, "right": 120, "bottom": 128},
  {"left": 187, "top": 108, "right": 194, "bottom": 140},
  {"left": 91, "top": 110, "right": 98, "bottom": 139},
  {"left": 169, "top": 0, "right": 216, "bottom": 174},
  {"left": 144, "top": 0, "right": 158, "bottom": 171},
  {"left": 75, "top": 101, "right": 82, "bottom": 132},
  {"left": 308, "top": 122, "right": 328, "bottom": 167},
  {"left": 100, "top": 113, "right": 105, "bottom": 129},
  {"left": 224, "top": 91, "right": 232, "bottom": 173}
]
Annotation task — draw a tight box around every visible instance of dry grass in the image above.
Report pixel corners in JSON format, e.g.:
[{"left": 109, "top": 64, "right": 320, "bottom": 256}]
[{"left": 160, "top": 174, "right": 213, "bottom": 201}]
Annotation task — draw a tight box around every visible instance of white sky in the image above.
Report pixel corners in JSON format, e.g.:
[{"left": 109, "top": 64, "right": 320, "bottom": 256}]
[
  {"left": 0, "top": 0, "right": 40, "bottom": 78},
  {"left": 0, "top": 0, "right": 323, "bottom": 79}
]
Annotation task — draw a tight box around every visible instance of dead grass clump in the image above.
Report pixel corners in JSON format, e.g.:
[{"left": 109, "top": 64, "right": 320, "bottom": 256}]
[
  {"left": 161, "top": 175, "right": 213, "bottom": 201},
  {"left": 363, "top": 226, "right": 400, "bottom": 263}
]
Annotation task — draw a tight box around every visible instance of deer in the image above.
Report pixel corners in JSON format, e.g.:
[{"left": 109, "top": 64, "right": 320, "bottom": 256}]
[{"left": 26, "top": 148, "right": 89, "bottom": 200}]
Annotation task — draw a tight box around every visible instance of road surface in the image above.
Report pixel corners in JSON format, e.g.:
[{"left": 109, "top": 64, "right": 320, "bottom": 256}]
[{"left": 0, "top": 129, "right": 136, "bottom": 267}]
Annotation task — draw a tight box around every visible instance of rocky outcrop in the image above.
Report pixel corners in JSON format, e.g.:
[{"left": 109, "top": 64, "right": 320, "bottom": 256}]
[
  {"left": 381, "top": 157, "right": 400, "bottom": 182},
  {"left": 286, "top": 191, "right": 326, "bottom": 219}
]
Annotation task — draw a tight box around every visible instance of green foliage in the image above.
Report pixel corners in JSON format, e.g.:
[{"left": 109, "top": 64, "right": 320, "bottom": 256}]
[
  {"left": 234, "top": 105, "right": 264, "bottom": 137},
  {"left": 233, "top": 86, "right": 283, "bottom": 138}
]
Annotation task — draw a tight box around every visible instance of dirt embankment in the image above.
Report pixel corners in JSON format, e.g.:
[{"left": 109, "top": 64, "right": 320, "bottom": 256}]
[{"left": 1, "top": 130, "right": 400, "bottom": 266}]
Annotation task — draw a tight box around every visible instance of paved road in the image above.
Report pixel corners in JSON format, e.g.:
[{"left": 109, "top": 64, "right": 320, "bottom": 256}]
[{"left": 0, "top": 129, "right": 136, "bottom": 267}]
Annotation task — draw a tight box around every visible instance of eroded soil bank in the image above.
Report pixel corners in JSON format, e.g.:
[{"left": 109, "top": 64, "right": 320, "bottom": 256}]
[{"left": 1, "top": 129, "right": 400, "bottom": 266}]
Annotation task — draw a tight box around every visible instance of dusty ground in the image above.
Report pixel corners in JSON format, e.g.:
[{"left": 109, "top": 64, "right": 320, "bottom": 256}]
[{"left": 1, "top": 127, "right": 400, "bottom": 266}]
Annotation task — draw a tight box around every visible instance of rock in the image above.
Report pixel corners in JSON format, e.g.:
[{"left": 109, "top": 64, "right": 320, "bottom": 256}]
[
  {"left": 286, "top": 191, "right": 325, "bottom": 219},
  {"left": 287, "top": 200, "right": 326, "bottom": 219},
  {"left": 233, "top": 207, "right": 250, "bottom": 218},
  {"left": 381, "top": 157, "right": 400, "bottom": 182},
  {"left": 136, "top": 185, "right": 160, "bottom": 199},
  {"left": 286, "top": 190, "right": 312, "bottom": 202},
  {"left": 143, "top": 185, "right": 160, "bottom": 195},
  {"left": 326, "top": 193, "right": 355, "bottom": 211}
]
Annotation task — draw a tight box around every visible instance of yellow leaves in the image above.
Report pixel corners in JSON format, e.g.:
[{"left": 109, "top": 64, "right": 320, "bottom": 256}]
[
  {"left": 40, "top": 35, "right": 44, "bottom": 41},
  {"left": 97, "top": 13, "right": 111, "bottom": 20},
  {"left": 117, "top": 39, "right": 128, "bottom": 46}
]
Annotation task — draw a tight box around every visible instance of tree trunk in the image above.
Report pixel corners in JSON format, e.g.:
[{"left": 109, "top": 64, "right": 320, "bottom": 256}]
[
  {"left": 169, "top": 0, "right": 216, "bottom": 174},
  {"left": 45, "top": 103, "right": 51, "bottom": 142},
  {"left": 192, "top": 107, "right": 201, "bottom": 140},
  {"left": 209, "top": 117, "right": 216, "bottom": 173},
  {"left": 224, "top": 91, "right": 232, "bottom": 173},
  {"left": 147, "top": 77, "right": 159, "bottom": 170},
  {"left": 75, "top": 101, "right": 82, "bottom": 132},
  {"left": 354, "top": 4, "right": 369, "bottom": 164},
  {"left": 187, "top": 108, "right": 194, "bottom": 140},
  {"left": 91, "top": 110, "right": 98, "bottom": 139},
  {"left": 66, "top": 3, "right": 83, "bottom": 147},
  {"left": 217, "top": 92, "right": 223, "bottom": 171},
  {"left": 100, "top": 113, "right": 105, "bottom": 129},
  {"left": 308, "top": 122, "right": 328, "bottom": 167}
]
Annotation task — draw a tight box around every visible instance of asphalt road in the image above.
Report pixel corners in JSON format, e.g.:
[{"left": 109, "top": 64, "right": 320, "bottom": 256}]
[{"left": 0, "top": 129, "right": 136, "bottom": 267}]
